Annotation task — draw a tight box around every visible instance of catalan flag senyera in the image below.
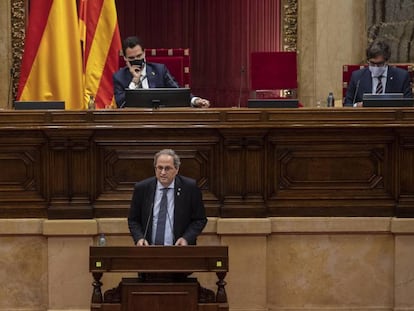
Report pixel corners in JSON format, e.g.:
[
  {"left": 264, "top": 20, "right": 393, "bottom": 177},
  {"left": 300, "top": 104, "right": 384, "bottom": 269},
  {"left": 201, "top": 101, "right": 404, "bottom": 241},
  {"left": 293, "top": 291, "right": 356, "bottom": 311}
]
[
  {"left": 79, "top": 0, "right": 121, "bottom": 109},
  {"left": 17, "top": 0, "right": 84, "bottom": 109}
]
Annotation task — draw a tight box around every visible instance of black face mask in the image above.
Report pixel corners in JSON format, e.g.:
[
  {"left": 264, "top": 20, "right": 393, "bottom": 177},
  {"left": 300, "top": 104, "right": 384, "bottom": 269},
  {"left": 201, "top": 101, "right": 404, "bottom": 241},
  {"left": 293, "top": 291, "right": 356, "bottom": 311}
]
[{"left": 129, "top": 58, "right": 145, "bottom": 68}]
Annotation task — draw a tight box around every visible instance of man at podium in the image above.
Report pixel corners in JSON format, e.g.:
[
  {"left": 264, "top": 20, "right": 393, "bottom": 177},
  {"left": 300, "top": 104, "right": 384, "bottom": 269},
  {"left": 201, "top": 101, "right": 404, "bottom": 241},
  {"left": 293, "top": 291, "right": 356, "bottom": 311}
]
[{"left": 128, "top": 149, "right": 207, "bottom": 246}]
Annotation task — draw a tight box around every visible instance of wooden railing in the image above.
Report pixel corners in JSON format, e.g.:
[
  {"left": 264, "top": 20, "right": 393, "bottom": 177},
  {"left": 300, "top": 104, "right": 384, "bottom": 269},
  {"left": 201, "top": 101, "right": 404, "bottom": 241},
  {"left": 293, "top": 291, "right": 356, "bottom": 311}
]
[{"left": 1, "top": 107, "right": 414, "bottom": 218}]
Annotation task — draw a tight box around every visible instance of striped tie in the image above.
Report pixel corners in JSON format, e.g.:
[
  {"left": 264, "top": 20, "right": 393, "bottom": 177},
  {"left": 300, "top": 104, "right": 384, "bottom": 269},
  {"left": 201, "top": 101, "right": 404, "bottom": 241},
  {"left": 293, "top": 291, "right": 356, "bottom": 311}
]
[
  {"left": 154, "top": 188, "right": 168, "bottom": 245},
  {"left": 376, "top": 76, "right": 383, "bottom": 94}
]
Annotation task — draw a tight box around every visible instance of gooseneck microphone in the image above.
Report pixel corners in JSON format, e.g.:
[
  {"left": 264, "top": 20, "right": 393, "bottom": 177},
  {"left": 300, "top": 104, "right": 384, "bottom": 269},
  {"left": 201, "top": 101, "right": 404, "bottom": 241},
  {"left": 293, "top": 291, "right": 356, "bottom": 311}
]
[
  {"left": 238, "top": 67, "right": 245, "bottom": 108},
  {"left": 142, "top": 202, "right": 154, "bottom": 245},
  {"left": 166, "top": 71, "right": 179, "bottom": 88},
  {"left": 351, "top": 79, "right": 361, "bottom": 107},
  {"left": 351, "top": 68, "right": 370, "bottom": 107}
]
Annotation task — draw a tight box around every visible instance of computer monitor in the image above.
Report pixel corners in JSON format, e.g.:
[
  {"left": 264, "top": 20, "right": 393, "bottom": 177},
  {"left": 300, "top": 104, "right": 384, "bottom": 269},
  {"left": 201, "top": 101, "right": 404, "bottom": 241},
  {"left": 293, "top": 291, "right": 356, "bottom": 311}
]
[
  {"left": 362, "top": 93, "right": 413, "bottom": 107},
  {"left": 14, "top": 101, "right": 65, "bottom": 110},
  {"left": 124, "top": 88, "right": 191, "bottom": 108},
  {"left": 363, "top": 93, "right": 404, "bottom": 100},
  {"left": 247, "top": 99, "right": 299, "bottom": 108}
]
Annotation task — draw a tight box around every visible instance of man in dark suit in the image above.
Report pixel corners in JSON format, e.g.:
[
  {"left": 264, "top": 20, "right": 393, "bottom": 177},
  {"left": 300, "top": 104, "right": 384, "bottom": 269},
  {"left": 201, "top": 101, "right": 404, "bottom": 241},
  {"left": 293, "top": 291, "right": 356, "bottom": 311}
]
[
  {"left": 344, "top": 40, "right": 412, "bottom": 107},
  {"left": 113, "top": 36, "right": 210, "bottom": 108},
  {"left": 128, "top": 149, "right": 207, "bottom": 246}
]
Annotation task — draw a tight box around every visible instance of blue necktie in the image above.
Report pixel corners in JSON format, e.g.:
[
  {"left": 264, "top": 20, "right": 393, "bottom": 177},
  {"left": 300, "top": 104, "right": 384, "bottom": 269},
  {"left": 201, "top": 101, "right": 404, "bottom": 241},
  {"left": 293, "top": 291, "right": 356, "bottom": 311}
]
[{"left": 154, "top": 188, "right": 168, "bottom": 245}]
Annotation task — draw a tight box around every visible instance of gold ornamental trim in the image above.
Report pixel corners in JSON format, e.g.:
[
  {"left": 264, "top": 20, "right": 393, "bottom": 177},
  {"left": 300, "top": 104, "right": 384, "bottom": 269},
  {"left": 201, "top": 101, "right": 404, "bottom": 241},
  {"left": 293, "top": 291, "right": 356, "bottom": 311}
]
[
  {"left": 281, "top": 0, "right": 298, "bottom": 51},
  {"left": 11, "top": 0, "right": 26, "bottom": 102}
]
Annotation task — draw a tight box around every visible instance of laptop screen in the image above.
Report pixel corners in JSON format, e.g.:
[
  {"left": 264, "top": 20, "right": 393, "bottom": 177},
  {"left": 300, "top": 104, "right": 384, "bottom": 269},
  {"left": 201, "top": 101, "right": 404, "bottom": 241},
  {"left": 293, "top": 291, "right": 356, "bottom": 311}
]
[{"left": 14, "top": 101, "right": 65, "bottom": 110}]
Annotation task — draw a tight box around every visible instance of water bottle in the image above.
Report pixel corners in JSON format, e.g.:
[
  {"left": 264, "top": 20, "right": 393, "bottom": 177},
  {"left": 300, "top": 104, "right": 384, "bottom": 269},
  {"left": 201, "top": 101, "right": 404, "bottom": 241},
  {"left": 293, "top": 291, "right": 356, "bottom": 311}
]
[
  {"left": 98, "top": 233, "right": 106, "bottom": 246},
  {"left": 88, "top": 95, "right": 95, "bottom": 110},
  {"left": 327, "top": 92, "right": 335, "bottom": 107}
]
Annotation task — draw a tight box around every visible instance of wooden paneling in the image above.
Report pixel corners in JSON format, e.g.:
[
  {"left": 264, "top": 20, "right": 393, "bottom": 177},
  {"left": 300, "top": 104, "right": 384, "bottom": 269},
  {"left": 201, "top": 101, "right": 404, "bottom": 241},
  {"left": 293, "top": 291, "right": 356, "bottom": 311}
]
[{"left": 1, "top": 108, "right": 414, "bottom": 218}]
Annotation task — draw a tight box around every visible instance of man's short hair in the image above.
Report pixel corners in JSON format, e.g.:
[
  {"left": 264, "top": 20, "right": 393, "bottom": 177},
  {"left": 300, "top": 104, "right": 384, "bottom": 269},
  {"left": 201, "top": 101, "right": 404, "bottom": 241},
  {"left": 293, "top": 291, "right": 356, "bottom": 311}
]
[
  {"left": 122, "top": 36, "right": 144, "bottom": 56},
  {"left": 366, "top": 40, "right": 391, "bottom": 61},
  {"left": 154, "top": 149, "right": 181, "bottom": 169}
]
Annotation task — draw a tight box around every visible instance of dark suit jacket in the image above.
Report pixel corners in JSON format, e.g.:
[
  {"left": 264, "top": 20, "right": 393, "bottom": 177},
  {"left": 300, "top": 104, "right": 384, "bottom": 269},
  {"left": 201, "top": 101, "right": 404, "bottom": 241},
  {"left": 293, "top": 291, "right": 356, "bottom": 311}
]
[
  {"left": 344, "top": 66, "right": 412, "bottom": 106},
  {"left": 113, "top": 62, "right": 180, "bottom": 107},
  {"left": 127, "top": 175, "right": 207, "bottom": 245}
]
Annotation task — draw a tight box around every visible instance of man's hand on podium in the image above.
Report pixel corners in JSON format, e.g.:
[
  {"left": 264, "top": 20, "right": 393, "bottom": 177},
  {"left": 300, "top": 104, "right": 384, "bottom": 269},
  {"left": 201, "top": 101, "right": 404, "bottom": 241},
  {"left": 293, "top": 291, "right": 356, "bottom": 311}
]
[
  {"left": 135, "top": 237, "right": 188, "bottom": 246},
  {"left": 136, "top": 238, "right": 149, "bottom": 246},
  {"left": 174, "top": 237, "right": 188, "bottom": 246}
]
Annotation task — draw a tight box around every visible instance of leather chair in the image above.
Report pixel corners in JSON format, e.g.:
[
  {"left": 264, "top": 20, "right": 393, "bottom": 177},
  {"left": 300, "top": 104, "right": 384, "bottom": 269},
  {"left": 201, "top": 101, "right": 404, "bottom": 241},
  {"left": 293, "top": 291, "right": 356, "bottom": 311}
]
[{"left": 250, "top": 51, "right": 298, "bottom": 100}]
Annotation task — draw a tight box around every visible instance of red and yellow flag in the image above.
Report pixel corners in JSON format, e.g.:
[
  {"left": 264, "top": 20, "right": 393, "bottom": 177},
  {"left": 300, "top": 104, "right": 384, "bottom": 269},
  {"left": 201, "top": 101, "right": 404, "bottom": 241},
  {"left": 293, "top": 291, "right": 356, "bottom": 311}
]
[
  {"left": 79, "top": 0, "right": 121, "bottom": 109},
  {"left": 17, "top": 0, "right": 84, "bottom": 109}
]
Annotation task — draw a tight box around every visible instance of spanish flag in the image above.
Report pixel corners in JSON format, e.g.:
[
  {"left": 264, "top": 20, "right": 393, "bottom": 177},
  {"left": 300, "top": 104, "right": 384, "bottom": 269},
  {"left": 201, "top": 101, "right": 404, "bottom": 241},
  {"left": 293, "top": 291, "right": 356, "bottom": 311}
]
[
  {"left": 17, "top": 0, "right": 84, "bottom": 110},
  {"left": 79, "top": 0, "right": 121, "bottom": 109}
]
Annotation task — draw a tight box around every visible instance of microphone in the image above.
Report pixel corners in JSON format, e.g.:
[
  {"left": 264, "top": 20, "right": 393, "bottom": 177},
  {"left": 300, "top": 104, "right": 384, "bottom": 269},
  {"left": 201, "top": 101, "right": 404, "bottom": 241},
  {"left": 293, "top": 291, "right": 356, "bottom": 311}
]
[
  {"left": 142, "top": 202, "right": 154, "bottom": 245},
  {"left": 351, "top": 68, "right": 369, "bottom": 107},
  {"left": 351, "top": 79, "right": 361, "bottom": 107},
  {"left": 9, "top": 68, "right": 14, "bottom": 109},
  {"left": 166, "top": 71, "right": 179, "bottom": 88},
  {"left": 238, "top": 67, "right": 245, "bottom": 108}
]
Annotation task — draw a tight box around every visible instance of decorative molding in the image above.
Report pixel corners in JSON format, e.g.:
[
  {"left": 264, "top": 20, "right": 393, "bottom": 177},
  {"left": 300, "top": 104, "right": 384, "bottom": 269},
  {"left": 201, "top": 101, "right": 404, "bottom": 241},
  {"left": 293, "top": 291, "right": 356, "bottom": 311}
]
[
  {"left": 11, "top": 0, "right": 26, "bottom": 101},
  {"left": 281, "top": 0, "right": 298, "bottom": 51}
]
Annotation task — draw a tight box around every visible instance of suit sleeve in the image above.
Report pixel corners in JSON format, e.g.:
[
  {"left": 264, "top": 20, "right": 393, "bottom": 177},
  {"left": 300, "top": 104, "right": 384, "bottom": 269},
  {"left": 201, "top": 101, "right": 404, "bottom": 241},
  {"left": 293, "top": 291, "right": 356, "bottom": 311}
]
[
  {"left": 344, "top": 71, "right": 359, "bottom": 107},
  {"left": 127, "top": 183, "right": 146, "bottom": 244},
  {"left": 113, "top": 70, "right": 128, "bottom": 108},
  {"left": 401, "top": 70, "right": 413, "bottom": 98},
  {"left": 160, "top": 64, "right": 180, "bottom": 88},
  {"left": 181, "top": 183, "right": 208, "bottom": 245}
]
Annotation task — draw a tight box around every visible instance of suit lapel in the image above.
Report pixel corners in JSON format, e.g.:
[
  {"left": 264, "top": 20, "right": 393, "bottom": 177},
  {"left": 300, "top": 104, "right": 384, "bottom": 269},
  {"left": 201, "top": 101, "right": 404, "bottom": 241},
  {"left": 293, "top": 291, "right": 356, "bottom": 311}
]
[
  {"left": 385, "top": 67, "right": 396, "bottom": 93},
  {"left": 361, "top": 68, "right": 373, "bottom": 96},
  {"left": 173, "top": 176, "right": 184, "bottom": 240},
  {"left": 146, "top": 64, "right": 157, "bottom": 88},
  {"left": 145, "top": 178, "right": 157, "bottom": 239},
  {"left": 174, "top": 176, "right": 183, "bottom": 213}
]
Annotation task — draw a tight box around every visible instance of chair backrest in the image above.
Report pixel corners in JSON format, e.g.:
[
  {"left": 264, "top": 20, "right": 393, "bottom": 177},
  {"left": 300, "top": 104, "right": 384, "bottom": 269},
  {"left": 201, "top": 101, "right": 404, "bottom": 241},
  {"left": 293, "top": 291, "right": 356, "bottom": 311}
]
[
  {"left": 119, "top": 48, "right": 191, "bottom": 88},
  {"left": 250, "top": 51, "right": 298, "bottom": 100},
  {"left": 342, "top": 64, "right": 414, "bottom": 99}
]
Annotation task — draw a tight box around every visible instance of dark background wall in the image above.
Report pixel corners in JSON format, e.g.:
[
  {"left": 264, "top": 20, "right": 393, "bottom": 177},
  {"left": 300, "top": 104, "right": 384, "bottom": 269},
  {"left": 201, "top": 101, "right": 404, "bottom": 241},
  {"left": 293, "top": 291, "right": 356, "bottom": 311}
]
[{"left": 115, "top": 0, "right": 281, "bottom": 107}]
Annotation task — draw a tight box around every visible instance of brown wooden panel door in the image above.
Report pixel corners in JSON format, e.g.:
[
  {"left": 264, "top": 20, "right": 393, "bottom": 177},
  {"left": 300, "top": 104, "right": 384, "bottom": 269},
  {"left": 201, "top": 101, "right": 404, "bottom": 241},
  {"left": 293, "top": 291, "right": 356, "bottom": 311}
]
[
  {"left": 267, "top": 128, "right": 396, "bottom": 216},
  {"left": 0, "top": 130, "right": 47, "bottom": 217},
  {"left": 46, "top": 130, "right": 93, "bottom": 219},
  {"left": 221, "top": 129, "right": 267, "bottom": 217},
  {"left": 121, "top": 280, "right": 198, "bottom": 311},
  {"left": 397, "top": 129, "right": 414, "bottom": 216}
]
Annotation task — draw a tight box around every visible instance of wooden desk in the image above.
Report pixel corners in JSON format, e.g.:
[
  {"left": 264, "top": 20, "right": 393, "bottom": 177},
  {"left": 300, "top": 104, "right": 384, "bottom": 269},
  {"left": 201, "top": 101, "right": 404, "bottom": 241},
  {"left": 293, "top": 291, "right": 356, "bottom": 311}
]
[
  {"left": 89, "top": 246, "right": 228, "bottom": 311},
  {"left": 1, "top": 108, "right": 414, "bottom": 218}
]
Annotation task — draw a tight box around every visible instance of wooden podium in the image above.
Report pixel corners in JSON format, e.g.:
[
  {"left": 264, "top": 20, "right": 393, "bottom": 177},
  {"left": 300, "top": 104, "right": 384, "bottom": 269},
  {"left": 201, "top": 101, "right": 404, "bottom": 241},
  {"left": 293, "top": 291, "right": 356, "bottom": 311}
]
[{"left": 89, "top": 246, "right": 229, "bottom": 311}]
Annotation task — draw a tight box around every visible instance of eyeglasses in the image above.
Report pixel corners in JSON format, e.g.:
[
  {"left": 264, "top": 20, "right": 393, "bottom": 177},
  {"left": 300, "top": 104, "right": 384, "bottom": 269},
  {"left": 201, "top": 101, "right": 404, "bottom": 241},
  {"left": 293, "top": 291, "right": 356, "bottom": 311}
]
[
  {"left": 367, "top": 60, "right": 387, "bottom": 67},
  {"left": 155, "top": 165, "right": 174, "bottom": 172}
]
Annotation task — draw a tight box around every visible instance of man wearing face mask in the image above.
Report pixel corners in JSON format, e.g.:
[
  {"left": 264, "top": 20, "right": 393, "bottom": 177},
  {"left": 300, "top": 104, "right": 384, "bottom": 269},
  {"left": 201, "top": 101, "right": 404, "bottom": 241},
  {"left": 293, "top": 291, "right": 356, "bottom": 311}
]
[
  {"left": 344, "top": 40, "right": 412, "bottom": 107},
  {"left": 113, "top": 36, "right": 210, "bottom": 108}
]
